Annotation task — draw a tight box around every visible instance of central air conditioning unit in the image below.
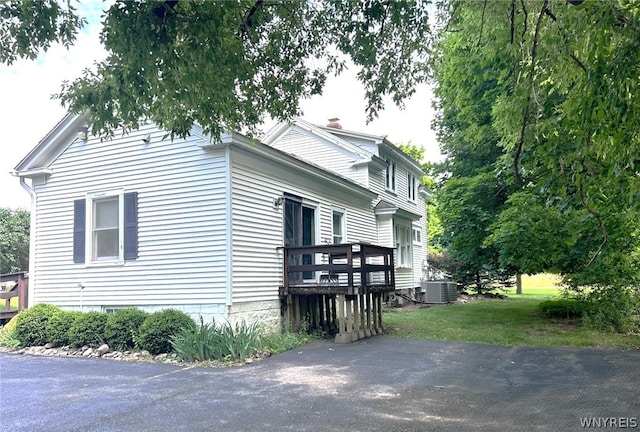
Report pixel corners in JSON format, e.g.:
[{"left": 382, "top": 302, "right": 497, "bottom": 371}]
[{"left": 420, "top": 281, "right": 458, "bottom": 304}]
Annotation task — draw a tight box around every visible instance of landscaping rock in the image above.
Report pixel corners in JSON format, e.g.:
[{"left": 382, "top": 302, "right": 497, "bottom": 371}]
[
  {"left": 0, "top": 344, "right": 272, "bottom": 368},
  {"left": 96, "top": 344, "right": 110, "bottom": 356}
]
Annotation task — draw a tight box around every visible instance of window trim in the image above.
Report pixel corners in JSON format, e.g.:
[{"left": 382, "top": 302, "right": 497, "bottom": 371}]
[
  {"left": 393, "top": 220, "right": 412, "bottom": 269},
  {"left": 85, "top": 189, "right": 125, "bottom": 267},
  {"left": 331, "top": 208, "right": 346, "bottom": 244},
  {"left": 412, "top": 226, "right": 422, "bottom": 245},
  {"left": 407, "top": 172, "right": 417, "bottom": 202},
  {"left": 385, "top": 158, "right": 396, "bottom": 193}
]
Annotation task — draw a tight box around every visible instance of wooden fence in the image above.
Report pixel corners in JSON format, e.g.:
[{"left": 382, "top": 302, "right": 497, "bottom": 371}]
[{"left": 0, "top": 272, "right": 28, "bottom": 323}]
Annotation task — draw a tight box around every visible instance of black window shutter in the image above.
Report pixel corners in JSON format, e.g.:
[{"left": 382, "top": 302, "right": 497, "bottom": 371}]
[
  {"left": 73, "top": 199, "right": 86, "bottom": 263},
  {"left": 124, "top": 192, "right": 138, "bottom": 260}
]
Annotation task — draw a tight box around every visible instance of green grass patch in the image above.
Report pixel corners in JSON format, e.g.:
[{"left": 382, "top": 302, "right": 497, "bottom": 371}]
[{"left": 384, "top": 295, "right": 640, "bottom": 350}]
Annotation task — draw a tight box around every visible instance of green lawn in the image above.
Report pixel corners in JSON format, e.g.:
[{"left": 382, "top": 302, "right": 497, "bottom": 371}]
[{"left": 384, "top": 282, "right": 640, "bottom": 350}]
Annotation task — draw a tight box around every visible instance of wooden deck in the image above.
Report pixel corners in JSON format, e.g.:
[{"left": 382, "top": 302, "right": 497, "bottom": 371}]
[
  {"left": 1, "top": 272, "right": 28, "bottom": 323},
  {"left": 279, "top": 243, "right": 395, "bottom": 343},
  {"left": 279, "top": 243, "right": 395, "bottom": 296}
]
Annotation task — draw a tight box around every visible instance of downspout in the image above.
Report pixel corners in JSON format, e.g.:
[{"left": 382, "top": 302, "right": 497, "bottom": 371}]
[
  {"left": 16, "top": 175, "right": 36, "bottom": 308},
  {"left": 224, "top": 145, "right": 233, "bottom": 315}
]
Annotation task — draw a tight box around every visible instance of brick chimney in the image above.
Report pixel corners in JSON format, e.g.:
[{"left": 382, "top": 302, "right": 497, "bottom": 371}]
[{"left": 326, "top": 117, "right": 342, "bottom": 129}]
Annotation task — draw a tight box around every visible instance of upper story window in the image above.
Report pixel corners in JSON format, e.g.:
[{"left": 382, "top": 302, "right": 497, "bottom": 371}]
[
  {"left": 332, "top": 209, "right": 345, "bottom": 244},
  {"left": 407, "top": 173, "right": 417, "bottom": 202},
  {"left": 73, "top": 190, "right": 138, "bottom": 266},
  {"left": 385, "top": 159, "right": 396, "bottom": 192}
]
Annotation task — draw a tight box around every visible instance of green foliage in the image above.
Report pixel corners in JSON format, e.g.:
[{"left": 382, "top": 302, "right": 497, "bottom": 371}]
[
  {"left": 14, "top": 303, "right": 60, "bottom": 347},
  {"left": 0, "top": 0, "right": 86, "bottom": 65},
  {"left": 0, "top": 315, "right": 21, "bottom": 348},
  {"left": 537, "top": 299, "right": 585, "bottom": 319},
  {"left": 171, "top": 318, "right": 261, "bottom": 362},
  {"left": 68, "top": 312, "right": 108, "bottom": 348},
  {"left": 384, "top": 286, "right": 640, "bottom": 349},
  {"left": 260, "top": 331, "right": 319, "bottom": 355},
  {"left": 0, "top": 326, "right": 20, "bottom": 349},
  {"left": 433, "top": 1, "right": 640, "bottom": 288},
  {"left": 49, "top": 0, "right": 433, "bottom": 141},
  {"left": 104, "top": 308, "right": 149, "bottom": 351},
  {"left": 46, "top": 310, "right": 82, "bottom": 347},
  {"left": 137, "top": 309, "right": 195, "bottom": 355},
  {"left": 580, "top": 287, "right": 640, "bottom": 334},
  {"left": 0, "top": 208, "right": 30, "bottom": 273}
]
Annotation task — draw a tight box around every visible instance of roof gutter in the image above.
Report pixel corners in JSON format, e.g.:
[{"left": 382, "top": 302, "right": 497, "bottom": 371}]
[{"left": 10, "top": 170, "right": 35, "bottom": 200}]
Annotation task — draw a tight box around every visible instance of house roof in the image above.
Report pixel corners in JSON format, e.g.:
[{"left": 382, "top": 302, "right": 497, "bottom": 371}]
[
  {"left": 14, "top": 112, "right": 89, "bottom": 175},
  {"left": 374, "top": 199, "right": 422, "bottom": 221},
  {"left": 228, "top": 134, "right": 378, "bottom": 202},
  {"left": 262, "top": 117, "right": 381, "bottom": 163},
  {"left": 13, "top": 113, "right": 377, "bottom": 202},
  {"left": 316, "top": 124, "right": 424, "bottom": 174}
]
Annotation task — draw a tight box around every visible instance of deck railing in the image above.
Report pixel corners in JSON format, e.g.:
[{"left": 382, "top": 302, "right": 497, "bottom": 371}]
[
  {"left": 279, "top": 242, "right": 395, "bottom": 296},
  {"left": 0, "top": 272, "right": 28, "bottom": 322}
]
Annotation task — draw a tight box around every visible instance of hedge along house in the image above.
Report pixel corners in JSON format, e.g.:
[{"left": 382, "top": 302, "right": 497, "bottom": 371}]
[{"left": 13, "top": 113, "right": 428, "bottom": 339}]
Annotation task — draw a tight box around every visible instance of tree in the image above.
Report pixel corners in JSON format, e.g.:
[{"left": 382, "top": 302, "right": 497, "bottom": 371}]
[
  {"left": 2, "top": 0, "right": 432, "bottom": 139},
  {"left": 0, "top": 208, "right": 30, "bottom": 274},
  {"left": 0, "top": 0, "right": 86, "bottom": 65},
  {"left": 430, "top": 11, "right": 512, "bottom": 292},
  {"left": 432, "top": 1, "right": 640, "bottom": 292}
]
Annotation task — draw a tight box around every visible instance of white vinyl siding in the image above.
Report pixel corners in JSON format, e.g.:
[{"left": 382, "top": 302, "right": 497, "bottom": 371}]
[
  {"left": 31, "top": 124, "right": 228, "bottom": 312},
  {"left": 230, "top": 147, "right": 377, "bottom": 303},
  {"left": 266, "top": 126, "right": 368, "bottom": 186}
]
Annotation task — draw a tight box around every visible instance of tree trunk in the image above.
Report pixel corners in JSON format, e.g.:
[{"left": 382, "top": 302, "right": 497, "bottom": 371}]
[{"left": 516, "top": 274, "right": 522, "bottom": 295}]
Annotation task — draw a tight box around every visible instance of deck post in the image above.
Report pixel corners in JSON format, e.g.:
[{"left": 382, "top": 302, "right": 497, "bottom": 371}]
[
  {"left": 294, "top": 295, "right": 301, "bottom": 332},
  {"left": 375, "top": 293, "right": 383, "bottom": 334},
  {"left": 359, "top": 294, "right": 366, "bottom": 339},
  {"left": 364, "top": 293, "right": 372, "bottom": 336},
  {"left": 352, "top": 294, "right": 360, "bottom": 341},
  {"left": 335, "top": 294, "right": 350, "bottom": 343}
]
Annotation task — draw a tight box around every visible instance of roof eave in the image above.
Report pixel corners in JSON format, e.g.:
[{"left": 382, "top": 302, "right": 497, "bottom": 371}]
[{"left": 14, "top": 112, "right": 89, "bottom": 173}]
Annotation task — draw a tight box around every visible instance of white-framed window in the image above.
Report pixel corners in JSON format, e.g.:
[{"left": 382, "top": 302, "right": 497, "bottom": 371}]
[
  {"left": 332, "top": 208, "right": 346, "bottom": 244},
  {"left": 412, "top": 227, "right": 422, "bottom": 244},
  {"left": 408, "top": 173, "right": 417, "bottom": 202},
  {"left": 394, "top": 220, "right": 412, "bottom": 268},
  {"left": 74, "top": 190, "right": 138, "bottom": 266},
  {"left": 385, "top": 158, "right": 396, "bottom": 192},
  {"left": 87, "top": 190, "right": 124, "bottom": 265}
]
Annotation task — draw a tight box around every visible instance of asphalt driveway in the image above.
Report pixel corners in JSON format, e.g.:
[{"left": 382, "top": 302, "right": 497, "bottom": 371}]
[{"left": 1, "top": 337, "right": 638, "bottom": 432}]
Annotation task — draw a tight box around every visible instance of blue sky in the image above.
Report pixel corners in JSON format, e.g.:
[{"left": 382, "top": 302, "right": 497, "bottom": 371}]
[{"left": 0, "top": 1, "right": 440, "bottom": 210}]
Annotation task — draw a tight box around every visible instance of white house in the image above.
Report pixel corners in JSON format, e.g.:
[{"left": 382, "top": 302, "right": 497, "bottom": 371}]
[{"left": 13, "top": 114, "right": 428, "bottom": 335}]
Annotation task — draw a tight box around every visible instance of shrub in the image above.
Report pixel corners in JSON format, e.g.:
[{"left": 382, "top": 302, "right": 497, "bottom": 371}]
[
  {"left": 170, "top": 317, "right": 224, "bottom": 362},
  {"left": 537, "top": 299, "right": 585, "bottom": 319},
  {"left": 217, "top": 320, "right": 261, "bottom": 361},
  {"left": 14, "top": 303, "right": 61, "bottom": 347},
  {"left": 581, "top": 287, "right": 640, "bottom": 334},
  {"left": 104, "top": 308, "right": 149, "bottom": 351},
  {"left": 68, "top": 312, "right": 108, "bottom": 347},
  {"left": 137, "top": 309, "right": 195, "bottom": 355},
  {"left": 171, "top": 318, "right": 261, "bottom": 362},
  {"left": 46, "top": 310, "right": 83, "bottom": 347},
  {"left": 0, "top": 315, "right": 21, "bottom": 348}
]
